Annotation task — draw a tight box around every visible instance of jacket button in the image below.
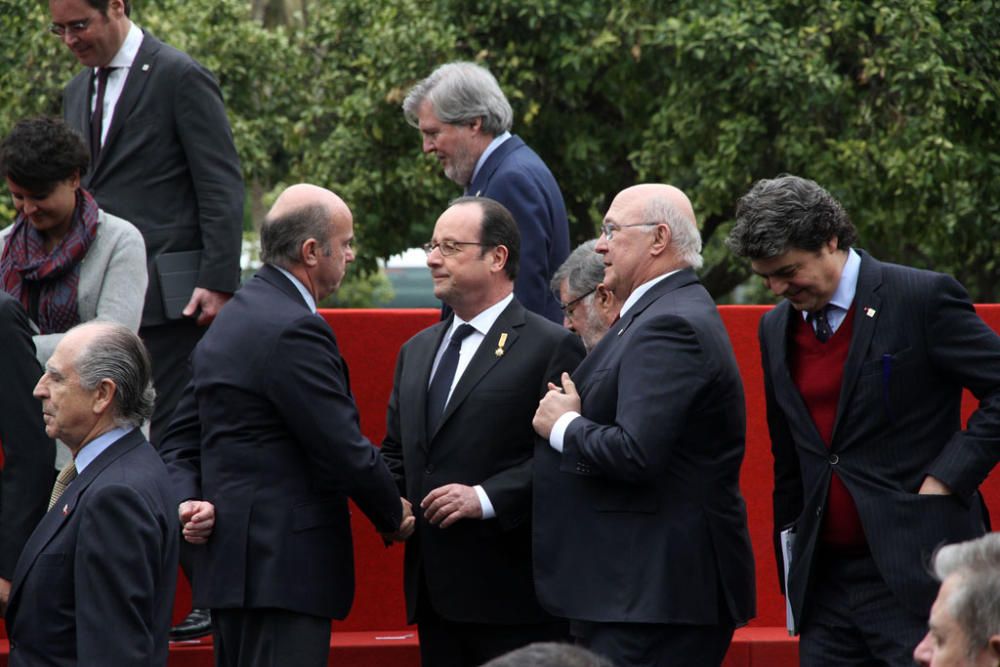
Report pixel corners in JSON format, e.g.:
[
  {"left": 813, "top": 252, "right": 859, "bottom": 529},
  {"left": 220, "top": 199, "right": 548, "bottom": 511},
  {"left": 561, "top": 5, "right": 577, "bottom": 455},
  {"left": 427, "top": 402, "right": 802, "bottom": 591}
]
[
  {"left": 816, "top": 506, "right": 823, "bottom": 517},
  {"left": 424, "top": 465, "right": 434, "bottom": 474},
  {"left": 829, "top": 454, "right": 839, "bottom": 465}
]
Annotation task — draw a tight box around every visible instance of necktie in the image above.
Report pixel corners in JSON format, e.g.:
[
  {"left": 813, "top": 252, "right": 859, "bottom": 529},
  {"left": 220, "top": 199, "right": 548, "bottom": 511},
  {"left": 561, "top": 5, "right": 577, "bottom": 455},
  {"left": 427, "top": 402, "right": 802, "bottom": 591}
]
[
  {"left": 90, "top": 67, "right": 114, "bottom": 161},
  {"left": 426, "top": 323, "right": 476, "bottom": 437},
  {"left": 809, "top": 306, "right": 833, "bottom": 343},
  {"left": 49, "top": 461, "right": 78, "bottom": 510}
]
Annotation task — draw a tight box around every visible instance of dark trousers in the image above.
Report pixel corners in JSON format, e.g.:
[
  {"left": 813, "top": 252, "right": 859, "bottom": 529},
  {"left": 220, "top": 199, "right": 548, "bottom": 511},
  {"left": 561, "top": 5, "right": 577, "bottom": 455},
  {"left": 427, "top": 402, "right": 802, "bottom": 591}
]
[
  {"left": 798, "top": 549, "right": 926, "bottom": 667},
  {"left": 416, "top": 579, "right": 569, "bottom": 667},
  {"left": 572, "top": 620, "right": 734, "bottom": 667},
  {"left": 213, "top": 608, "right": 331, "bottom": 667},
  {"left": 141, "top": 318, "right": 205, "bottom": 447}
]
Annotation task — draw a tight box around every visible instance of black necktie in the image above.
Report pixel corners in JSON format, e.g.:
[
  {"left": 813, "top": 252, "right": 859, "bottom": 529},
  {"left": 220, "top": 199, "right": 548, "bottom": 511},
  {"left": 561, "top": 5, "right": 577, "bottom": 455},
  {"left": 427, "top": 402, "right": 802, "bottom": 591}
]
[
  {"left": 426, "top": 324, "right": 476, "bottom": 437},
  {"left": 809, "top": 306, "right": 833, "bottom": 343},
  {"left": 90, "top": 67, "right": 114, "bottom": 161}
]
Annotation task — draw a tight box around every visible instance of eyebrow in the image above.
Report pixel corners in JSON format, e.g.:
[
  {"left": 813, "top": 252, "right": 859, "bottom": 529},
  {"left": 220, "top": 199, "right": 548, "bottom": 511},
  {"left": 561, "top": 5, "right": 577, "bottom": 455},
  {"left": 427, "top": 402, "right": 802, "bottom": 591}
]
[{"left": 752, "top": 263, "right": 799, "bottom": 278}]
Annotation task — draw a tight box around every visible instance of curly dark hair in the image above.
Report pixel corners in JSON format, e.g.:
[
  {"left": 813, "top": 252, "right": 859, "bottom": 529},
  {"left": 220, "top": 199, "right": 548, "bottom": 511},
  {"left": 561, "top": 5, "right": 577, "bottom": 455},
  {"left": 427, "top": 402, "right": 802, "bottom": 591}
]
[
  {"left": 0, "top": 117, "right": 90, "bottom": 195},
  {"left": 726, "top": 174, "right": 858, "bottom": 259}
]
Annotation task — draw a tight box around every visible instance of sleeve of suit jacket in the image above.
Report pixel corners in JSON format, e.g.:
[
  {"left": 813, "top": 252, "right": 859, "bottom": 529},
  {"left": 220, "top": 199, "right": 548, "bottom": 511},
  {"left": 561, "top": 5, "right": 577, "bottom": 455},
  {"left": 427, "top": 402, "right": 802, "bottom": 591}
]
[
  {"left": 173, "top": 56, "right": 244, "bottom": 293},
  {"left": 923, "top": 273, "right": 1000, "bottom": 495},
  {"left": 0, "top": 296, "right": 55, "bottom": 579},
  {"left": 75, "top": 483, "right": 168, "bottom": 665}
]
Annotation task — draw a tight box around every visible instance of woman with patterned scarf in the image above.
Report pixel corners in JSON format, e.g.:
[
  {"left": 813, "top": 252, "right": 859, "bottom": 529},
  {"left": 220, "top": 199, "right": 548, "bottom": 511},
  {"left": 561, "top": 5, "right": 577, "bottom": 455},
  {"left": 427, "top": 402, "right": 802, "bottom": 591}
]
[{"left": 1, "top": 116, "right": 147, "bottom": 466}]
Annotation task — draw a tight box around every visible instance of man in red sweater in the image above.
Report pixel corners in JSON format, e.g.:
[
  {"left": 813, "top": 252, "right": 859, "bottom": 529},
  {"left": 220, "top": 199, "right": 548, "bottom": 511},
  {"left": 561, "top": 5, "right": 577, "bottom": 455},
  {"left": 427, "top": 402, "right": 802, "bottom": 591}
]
[{"left": 727, "top": 175, "right": 1000, "bottom": 667}]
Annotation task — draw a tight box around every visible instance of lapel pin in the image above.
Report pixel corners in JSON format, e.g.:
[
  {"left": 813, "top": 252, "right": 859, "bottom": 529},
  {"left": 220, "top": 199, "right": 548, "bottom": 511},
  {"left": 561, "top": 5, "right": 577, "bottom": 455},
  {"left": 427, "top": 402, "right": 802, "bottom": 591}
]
[
  {"left": 475, "top": 189, "right": 483, "bottom": 197},
  {"left": 495, "top": 332, "right": 508, "bottom": 357},
  {"left": 62, "top": 504, "right": 70, "bottom": 515},
  {"left": 865, "top": 307, "right": 877, "bottom": 318},
  {"left": 142, "top": 64, "right": 150, "bottom": 72}
]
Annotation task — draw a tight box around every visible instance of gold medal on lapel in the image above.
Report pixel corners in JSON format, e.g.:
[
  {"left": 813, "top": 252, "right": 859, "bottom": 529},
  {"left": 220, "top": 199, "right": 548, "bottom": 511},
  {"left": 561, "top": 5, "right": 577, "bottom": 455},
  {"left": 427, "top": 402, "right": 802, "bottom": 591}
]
[{"left": 495, "top": 332, "right": 508, "bottom": 357}]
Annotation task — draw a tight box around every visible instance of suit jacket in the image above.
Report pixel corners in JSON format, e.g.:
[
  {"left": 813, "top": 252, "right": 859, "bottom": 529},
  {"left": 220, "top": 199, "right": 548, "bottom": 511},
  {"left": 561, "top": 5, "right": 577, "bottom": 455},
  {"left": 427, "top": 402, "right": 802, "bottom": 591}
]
[
  {"left": 762, "top": 251, "right": 1000, "bottom": 623},
  {"left": 0, "top": 293, "right": 54, "bottom": 579},
  {"left": 534, "top": 270, "right": 757, "bottom": 626},
  {"left": 381, "top": 298, "right": 585, "bottom": 624},
  {"left": 5, "top": 429, "right": 179, "bottom": 667},
  {"left": 160, "top": 265, "right": 402, "bottom": 619},
  {"left": 63, "top": 31, "right": 243, "bottom": 326},
  {"left": 467, "top": 136, "right": 570, "bottom": 323}
]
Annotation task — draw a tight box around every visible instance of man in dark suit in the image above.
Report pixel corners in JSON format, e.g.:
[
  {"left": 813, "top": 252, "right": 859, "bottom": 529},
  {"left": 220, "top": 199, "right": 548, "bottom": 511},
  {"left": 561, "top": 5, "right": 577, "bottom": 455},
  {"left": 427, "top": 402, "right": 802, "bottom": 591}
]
[
  {"left": 160, "top": 184, "right": 406, "bottom": 667},
  {"left": 533, "top": 184, "right": 756, "bottom": 667},
  {"left": 381, "top": 197, "right": 585, "bottom": 666},
  {"left": 0, "top": 293, "right": 56, "bottom": 615},
  {"left": 403, "top": 62, "right": 570, "bottom": 322},
  {"left": 6, "top": 321, "right": 178, "bottom": 666},
  {"left": 726, "top": 175, "right": 1000, "bottom": 666},
  {"left": 51, "top": 0, "right": 244, "bottom": 445}
]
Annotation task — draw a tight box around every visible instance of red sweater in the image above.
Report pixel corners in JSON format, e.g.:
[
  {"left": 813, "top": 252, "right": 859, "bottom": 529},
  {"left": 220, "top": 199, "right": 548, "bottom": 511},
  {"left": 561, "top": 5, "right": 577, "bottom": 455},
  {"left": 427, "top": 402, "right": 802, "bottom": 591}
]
[{"left": 790, "top": 306, "right": 867, "bottom": 551}]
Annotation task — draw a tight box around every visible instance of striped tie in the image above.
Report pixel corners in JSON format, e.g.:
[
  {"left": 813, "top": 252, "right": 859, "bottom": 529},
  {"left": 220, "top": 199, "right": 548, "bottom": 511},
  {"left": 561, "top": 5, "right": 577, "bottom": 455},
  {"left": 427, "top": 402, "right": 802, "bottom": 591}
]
[{"left": 48, "top": 461, "right": 78, "bottom": 510}]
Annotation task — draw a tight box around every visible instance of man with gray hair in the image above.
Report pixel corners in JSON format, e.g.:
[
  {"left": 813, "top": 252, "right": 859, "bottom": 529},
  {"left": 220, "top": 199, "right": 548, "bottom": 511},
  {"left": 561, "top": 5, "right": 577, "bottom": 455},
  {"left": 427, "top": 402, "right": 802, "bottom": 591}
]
[
  {"left": 914, "top": 533, "right": 1000, "bottom": 667},
  {"left": 550, "top": 240, "right": 620, "bottom": 352},
  {"left": 533, "top": 184, "right": 756, "bottom": 666},
  {"left": 160, "top": 184, "right": 407, "bottom": 667},
  {"left": 404, "top": 61, "right": 570, "bottom": 322},
  {"left": 727, "top": 174, "right": 1000, "bottom": 666},
  {"left": 5, "top": 321, "right": 179, "bottom": 666}
]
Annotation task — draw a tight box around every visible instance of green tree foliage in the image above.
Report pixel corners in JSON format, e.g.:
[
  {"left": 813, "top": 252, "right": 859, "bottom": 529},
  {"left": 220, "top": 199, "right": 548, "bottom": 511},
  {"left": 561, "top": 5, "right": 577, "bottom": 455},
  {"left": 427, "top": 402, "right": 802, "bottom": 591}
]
[{"left": 3, "top": 0, "right": 998, "bottom": 299}]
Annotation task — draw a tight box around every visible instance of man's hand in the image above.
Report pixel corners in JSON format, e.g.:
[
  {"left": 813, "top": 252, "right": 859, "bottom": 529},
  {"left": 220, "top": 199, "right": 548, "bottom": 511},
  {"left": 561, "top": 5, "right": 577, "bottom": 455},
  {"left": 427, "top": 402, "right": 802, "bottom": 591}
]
[
  {"left": 179, "top": 500, "right": 216, "bottom": 544},
  {"left": 0, "top": 577, "right": 10, "bottom": 615},
  {"left": 183, "top": 288, "right": 232, "bottom": 326},
  {"left": 382, "top": 497, "right": 416, "bottom": 542},
  {"left": 421, "top": 484, "right": 482, "bottom": 528},
  {"left": 533, "top": 372, "right": 581, "bottom": 439},
  {"left": 918, "top": 475, "right": 953, "bottom": 496}
]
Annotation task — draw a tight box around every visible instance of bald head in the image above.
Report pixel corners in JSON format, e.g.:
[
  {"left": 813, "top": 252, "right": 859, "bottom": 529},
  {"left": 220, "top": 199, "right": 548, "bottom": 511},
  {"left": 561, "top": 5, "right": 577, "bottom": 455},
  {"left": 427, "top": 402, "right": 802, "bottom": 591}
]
[
  {"left": 260, "top": 184, "right": 356, "bottom": 302},
  {"left": 596, "top": 183, "right": 703, "bottom": 300}
]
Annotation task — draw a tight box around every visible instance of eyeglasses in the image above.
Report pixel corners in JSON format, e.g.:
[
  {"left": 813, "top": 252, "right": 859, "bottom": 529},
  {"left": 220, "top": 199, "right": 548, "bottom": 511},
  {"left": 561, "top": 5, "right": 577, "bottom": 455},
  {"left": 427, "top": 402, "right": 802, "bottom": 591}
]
[
  {"left": 600, "top": 222, "right": 660, "bottom": 241},
  {"left": 560, "top": 289, "right": 595, "bottom": 318},
  {"left": 422, "top": 240, "right": 489, "bottom": 257},
  {"left": 49, "top": 18, "right": 93, "bottom": 37}
]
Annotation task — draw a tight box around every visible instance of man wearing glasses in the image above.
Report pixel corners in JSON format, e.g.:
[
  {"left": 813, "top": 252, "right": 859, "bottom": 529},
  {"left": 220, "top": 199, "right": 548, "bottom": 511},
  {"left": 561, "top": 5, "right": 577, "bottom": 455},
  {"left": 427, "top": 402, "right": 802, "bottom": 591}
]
[
  {"left": 48, "top": 0, "right": 244, "bottom": 638},
  {"left": 533, "top": 184, "right": 756, "bottom": 667},
  {"left": 549, "top": 240, "right": 620, "bottom": 352},
  {"left": 380, "top": 197, "right": 584, "bottom": 666}
]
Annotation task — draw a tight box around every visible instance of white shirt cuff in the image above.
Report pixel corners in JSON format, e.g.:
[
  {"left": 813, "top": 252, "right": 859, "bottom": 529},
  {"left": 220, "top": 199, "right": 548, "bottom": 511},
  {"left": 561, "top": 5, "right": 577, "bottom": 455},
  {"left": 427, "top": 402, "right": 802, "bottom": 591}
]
[
  {"left": 549, "top": 411, "right": 581, "bottom": 453},
  {"left": 474, "top": 485, "right": 495, "bottom": 519}
]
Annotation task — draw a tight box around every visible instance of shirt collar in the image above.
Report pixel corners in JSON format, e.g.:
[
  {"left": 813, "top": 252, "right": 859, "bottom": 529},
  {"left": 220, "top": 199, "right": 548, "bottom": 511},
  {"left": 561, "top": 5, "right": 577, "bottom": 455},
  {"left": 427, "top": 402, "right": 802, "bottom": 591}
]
[
  {"left": 99, "top": 21, "right": 143, "bottom": 71},
  {"left": 451, "top": 292, "right": 514, "bottom": 337},
  {"left": 469, "top": 132, "right": 511, "bottom": 187},
  {"left": 619, "top": 269, "right": 682, "bottom": 318},
  {"left": 274, "top": 265, "right": 317, "bottom": 313},
  {"left": 75, "top": 426, "right": 130, "bottom": 473}
]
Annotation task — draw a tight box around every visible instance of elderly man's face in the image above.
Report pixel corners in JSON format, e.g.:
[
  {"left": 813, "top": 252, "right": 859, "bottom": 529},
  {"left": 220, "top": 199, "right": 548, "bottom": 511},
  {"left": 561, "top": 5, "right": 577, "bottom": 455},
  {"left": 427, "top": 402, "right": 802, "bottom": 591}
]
[
  {"left": 914, "top": 574, "right": 994, "bottom": 667},
  {"left": 416, "top": 100, "right": 480, "bottom": 187},
  {"left": 558, "top": 280, "right": 606, "bottom": 352},
  {"left": 33, "top": 329, "right": 100, "bottom": 449}
]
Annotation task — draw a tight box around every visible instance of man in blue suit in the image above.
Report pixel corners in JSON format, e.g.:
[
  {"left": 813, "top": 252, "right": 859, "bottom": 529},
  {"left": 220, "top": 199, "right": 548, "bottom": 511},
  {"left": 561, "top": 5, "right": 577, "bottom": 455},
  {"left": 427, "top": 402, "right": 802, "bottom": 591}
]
[
  {"left": 404, "top": 62, "right": 570, "bottom": 323},
  {"left": 6, "top": 321, "right": 178, "bottom": 666},
  {"left": 160, "top": 184, "right": 407, "bottom": 667},
  {"left": 727, "top": 175, "right": 1000, "bottom": 666}
]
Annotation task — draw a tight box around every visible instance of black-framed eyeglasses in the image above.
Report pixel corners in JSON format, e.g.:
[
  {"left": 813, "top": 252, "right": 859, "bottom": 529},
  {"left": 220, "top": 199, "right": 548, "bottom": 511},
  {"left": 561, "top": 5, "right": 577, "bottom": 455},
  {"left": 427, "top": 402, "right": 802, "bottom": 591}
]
[
  {"left": 600, "top": 221, "right": 660, "bottom": 240},
  {"left": 49, "top": 18, "right": 93, "bottom": 37},
  {"left": 560, "top": 288, "right": 595, "bottom": 318},
  {"left": 422, "top": 240, "right": 489, "bottom": 257}
]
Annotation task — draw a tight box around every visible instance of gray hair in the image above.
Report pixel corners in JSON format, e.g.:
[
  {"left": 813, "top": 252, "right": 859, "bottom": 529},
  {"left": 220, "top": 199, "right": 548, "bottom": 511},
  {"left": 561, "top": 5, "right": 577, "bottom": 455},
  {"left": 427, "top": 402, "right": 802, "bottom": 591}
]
[
  {"left": 931, "top": 533, "right": 1000, "bottom": 656},
  {"left": 726, "top": 174, "right": 858, "bottom": 259},
  {"left": 260, "top": 203, "right": 332, "bottom": 269},
  {"left": 403, "top": 62, "right": 513, "bottom": 136},
  {"left": 75, "top": 323, "right": 155, "bottom": 429},
  {"left": 550, "top": 239, "right": 604, "bottom": 300},
  {"left": 645, "top": 196, "right": 704, "bottom": 270},
  {"left": 480, "top": 642, "right": 616, "bottom": 667}
]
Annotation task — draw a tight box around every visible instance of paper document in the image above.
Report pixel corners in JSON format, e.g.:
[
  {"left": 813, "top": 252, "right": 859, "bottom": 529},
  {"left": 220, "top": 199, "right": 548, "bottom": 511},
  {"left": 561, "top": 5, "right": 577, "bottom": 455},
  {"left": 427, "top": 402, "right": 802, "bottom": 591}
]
[{"left": 780, "top": 526, "right": 796, "bottom": 635}]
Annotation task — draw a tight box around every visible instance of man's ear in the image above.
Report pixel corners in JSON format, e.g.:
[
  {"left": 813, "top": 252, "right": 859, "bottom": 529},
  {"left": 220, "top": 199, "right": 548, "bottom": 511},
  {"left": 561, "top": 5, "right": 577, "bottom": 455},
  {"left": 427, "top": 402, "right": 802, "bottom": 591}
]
[
  {"left": 649, "top": 222, "right": 672, "bottom": 256},
  {"left": 92, "top": 378, "right": 117, "bottom": 416},
  {"left": 489, "top": 244, "right": 509, "bottom": 274},
  {"left": 300, "top": 238, "right": 320, "bottom": 267},
  {"left": 987, "top": 634, "right": 1000, "bottom": 658}
]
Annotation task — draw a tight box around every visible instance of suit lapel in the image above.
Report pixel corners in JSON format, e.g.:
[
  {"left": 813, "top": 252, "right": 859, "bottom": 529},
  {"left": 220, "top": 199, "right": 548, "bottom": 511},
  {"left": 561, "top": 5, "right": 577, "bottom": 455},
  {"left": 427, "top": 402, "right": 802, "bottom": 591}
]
[
  {"left": 7, "top": 430, "right": 142, "bottom": 613},
  {"left": 96, "top": 32, "right": 161, "bottom": 173},
  {"left": 431, "top": 301, "right": 525, "bottom": 440},
  {"left": 467, "top": 135, "right": 525, "bottom": 196},
  {"left": 415, "top": 320, "right": 451, "bottom": 453},
  {"left": 830, "top": 251, "right": 883, "bottom": 445}
]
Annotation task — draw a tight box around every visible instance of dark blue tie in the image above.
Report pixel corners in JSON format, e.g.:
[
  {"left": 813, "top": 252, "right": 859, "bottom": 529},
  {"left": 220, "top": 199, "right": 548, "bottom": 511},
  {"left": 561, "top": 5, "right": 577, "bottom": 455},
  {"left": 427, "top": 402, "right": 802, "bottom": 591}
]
[
  {"left": 809, "top": 306, "right": 833, "bottom": 343},
  {"left": 426, "top": 324, "right": 476, "bottom": 437}
]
